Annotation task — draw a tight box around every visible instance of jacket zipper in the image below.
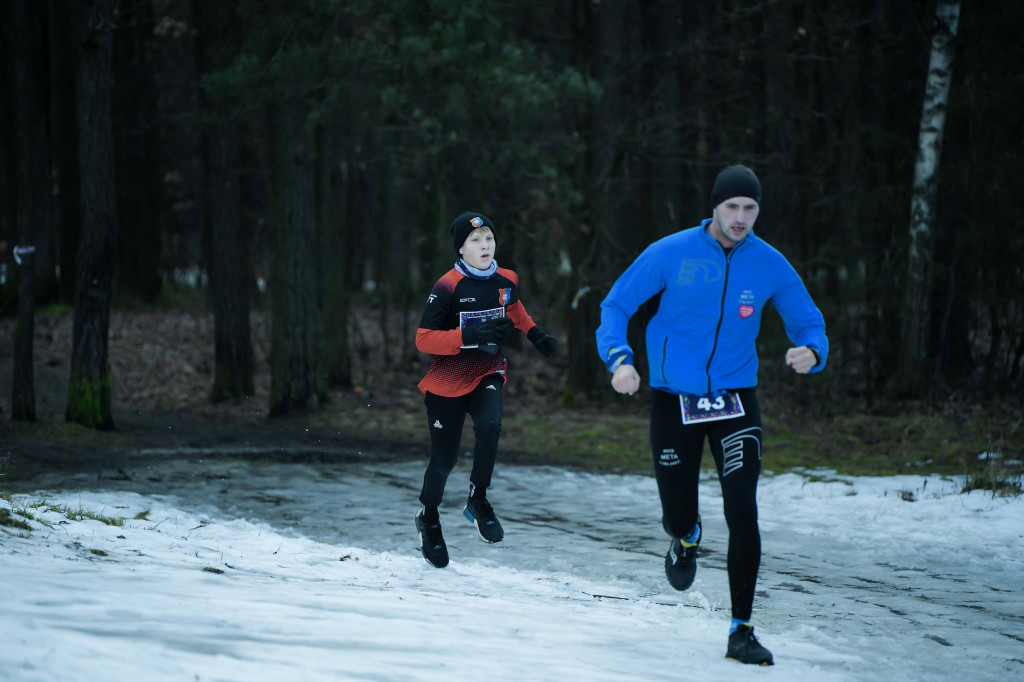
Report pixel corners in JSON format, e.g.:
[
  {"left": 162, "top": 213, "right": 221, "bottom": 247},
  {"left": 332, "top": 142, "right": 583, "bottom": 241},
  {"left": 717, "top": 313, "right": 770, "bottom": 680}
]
[
  {"left": 704, "top": 249, "right": 733, "bottom": 393},
  {"left": 660, "top": 337, "right": 668, "bottom": 382}
]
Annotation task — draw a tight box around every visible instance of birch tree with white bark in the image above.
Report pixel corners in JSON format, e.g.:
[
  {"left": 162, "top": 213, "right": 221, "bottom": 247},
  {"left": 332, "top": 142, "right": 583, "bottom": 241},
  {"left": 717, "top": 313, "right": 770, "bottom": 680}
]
[{"left": 900, "top": 0, "right": 961, "bottom": 395}]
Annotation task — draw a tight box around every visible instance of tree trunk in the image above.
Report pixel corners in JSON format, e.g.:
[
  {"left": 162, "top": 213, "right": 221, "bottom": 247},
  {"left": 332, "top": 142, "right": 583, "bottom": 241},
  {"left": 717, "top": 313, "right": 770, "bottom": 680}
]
[
  {"left": 153, "top": 0, "right": 204, "bottom": 286},
  {"left": 564, "top": 0, "right": 601, "bottom": 401},
  {"left": 67, "top": 0, "right": 117, "bottom": 430},
  {"left": 644, "top": 0, "right": 683, "bottom": 232},
  {"left": 11, "top": 0, "right": 51, "bottom": 420},
  {"left": 318, "top": 120, "right": 352, "bottom": 389},
  {"left": 208, "top": 118, "right": 254, "bottom": 401},
  {"left": 112, "top": 0, "right": 162, "bottom": 302},
  {"left": 50, "top": 0, "right": 81, "bottom": 306},
  {"left": 269, "top": 99, "right": 321, "bottom": 416},
  {"left": 899, "top": 0, "right": 960, "bottom": 397},
  {"left": 568, "top": 0, "right": 650, "bottom": 400},
  {"left": 0, "top": 4, "right": 11, "bottom": 319},
  {"left": 198, "top": 0, "right": 255, "bottom": 402}
]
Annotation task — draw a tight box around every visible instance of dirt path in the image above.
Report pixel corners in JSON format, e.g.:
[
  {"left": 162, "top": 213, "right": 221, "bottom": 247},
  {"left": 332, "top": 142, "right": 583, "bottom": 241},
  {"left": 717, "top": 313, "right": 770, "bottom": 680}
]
[{"left": 1, "top": 309, "right": 575, "bottom": 486}]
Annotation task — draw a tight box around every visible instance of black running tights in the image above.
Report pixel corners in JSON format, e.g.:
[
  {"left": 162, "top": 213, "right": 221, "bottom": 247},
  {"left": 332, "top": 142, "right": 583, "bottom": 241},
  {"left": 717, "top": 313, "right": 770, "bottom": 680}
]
[
  {"left": 649, "top": 387, "right": 763, "bottom": 622},
  {"left": 419, "top": 374, "right": 504, "bottom": 509}
]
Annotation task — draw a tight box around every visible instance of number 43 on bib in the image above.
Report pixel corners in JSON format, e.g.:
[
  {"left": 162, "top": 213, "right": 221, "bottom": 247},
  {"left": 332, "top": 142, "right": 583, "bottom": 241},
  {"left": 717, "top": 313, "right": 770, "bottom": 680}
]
[{"left": 680, "top": 390, "right": 745, "bottom": 425}]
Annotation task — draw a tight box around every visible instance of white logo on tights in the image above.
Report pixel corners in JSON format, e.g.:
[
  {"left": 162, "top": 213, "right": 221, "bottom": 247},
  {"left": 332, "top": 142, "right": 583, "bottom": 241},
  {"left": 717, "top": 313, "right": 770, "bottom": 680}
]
[
  {"left": 659, "top": 449, "right": 680, "bottom": 466},
  {"left": 721, "top": 427, "right": 762, "bottom": 477}
]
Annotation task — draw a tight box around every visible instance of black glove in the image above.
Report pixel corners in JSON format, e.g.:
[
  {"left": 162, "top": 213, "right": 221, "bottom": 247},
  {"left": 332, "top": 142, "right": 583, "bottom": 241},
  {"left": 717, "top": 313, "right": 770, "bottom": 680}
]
[
  {"left": 463, "top": 316, "right": 514, "bottom": 347},
  {"left": 528, "top": 326, "right": 558, "bottom": 357}
]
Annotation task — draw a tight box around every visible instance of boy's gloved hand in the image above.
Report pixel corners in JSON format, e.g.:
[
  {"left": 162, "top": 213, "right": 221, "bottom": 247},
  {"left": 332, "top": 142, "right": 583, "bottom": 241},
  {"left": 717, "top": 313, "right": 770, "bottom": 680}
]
[
  {"left": 528, "top": 326, "right": 558, "bottom": 357},
  {"left": 463, "top": 316, "right": 514, "bottom": 347}
]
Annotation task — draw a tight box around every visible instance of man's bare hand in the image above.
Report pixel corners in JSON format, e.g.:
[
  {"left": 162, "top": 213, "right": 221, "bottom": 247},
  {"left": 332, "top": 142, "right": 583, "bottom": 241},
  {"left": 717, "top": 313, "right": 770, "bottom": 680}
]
[
  {"left": 785, "top": 346, "right": 818, "bottom": 374},
  {"left": 611, "top": 364, "right": 641, "bottom": 395}
]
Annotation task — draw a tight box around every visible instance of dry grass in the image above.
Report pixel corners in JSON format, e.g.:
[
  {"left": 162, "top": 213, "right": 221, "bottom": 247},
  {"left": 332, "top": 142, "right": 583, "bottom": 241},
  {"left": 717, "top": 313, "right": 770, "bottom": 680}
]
[{"left": 1, "top": 306, "right": 1021, "bottom": 494}]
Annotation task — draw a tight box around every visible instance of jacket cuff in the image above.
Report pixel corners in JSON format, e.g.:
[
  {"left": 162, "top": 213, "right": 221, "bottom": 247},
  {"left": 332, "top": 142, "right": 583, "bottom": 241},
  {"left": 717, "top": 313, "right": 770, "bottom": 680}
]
[{"left": 606, "top": 352, "right": 633, "bottom": 373}]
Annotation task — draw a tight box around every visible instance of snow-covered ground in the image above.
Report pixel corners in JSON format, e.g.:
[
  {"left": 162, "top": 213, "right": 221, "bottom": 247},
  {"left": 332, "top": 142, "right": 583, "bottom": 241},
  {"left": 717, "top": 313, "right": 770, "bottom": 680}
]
[{"left": 2, "top": 456, "right": 1022, "bottom": 681}]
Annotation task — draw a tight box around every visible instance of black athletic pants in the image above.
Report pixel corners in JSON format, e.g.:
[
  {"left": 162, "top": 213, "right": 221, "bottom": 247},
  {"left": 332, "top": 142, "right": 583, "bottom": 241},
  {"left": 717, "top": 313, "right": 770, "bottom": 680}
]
[
  {"left": 419, "top": 374, "right": 504, "bottom": 509},
  {"left": 650, "top": 387, "right": 763, "bottom": 621}
]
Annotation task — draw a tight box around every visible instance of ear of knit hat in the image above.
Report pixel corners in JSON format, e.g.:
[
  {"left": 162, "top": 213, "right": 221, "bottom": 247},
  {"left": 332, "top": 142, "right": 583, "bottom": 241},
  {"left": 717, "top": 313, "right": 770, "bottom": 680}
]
[
  {"left": 450, "top": 211, "right": 496, "bottom": 254},
  {"left": 710, "top": 165, "right": 761, "bottom": 209}
]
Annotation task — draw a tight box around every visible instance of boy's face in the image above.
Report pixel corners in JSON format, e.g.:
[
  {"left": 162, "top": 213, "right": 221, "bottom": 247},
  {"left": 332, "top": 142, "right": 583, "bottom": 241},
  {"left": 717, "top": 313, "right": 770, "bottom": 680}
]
[{"left": 460, "top": 227, "right": 495, "bottom": 269}]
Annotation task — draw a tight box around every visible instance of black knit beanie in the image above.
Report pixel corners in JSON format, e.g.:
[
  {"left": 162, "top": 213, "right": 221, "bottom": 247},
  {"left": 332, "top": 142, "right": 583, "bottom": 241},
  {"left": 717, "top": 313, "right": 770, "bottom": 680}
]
[
  {"left": 710, "top": 165, "right": 761, "bottom": 208},
  {"left": 450, "top": 211, "right": 496, "bottom": 254}
]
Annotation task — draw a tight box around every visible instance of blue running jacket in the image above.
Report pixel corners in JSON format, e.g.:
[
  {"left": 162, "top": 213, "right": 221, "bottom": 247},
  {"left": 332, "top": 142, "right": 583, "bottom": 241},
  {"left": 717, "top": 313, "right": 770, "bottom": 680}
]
[{"left": 596, "top": 220, "right": 828, "bottom": 396}]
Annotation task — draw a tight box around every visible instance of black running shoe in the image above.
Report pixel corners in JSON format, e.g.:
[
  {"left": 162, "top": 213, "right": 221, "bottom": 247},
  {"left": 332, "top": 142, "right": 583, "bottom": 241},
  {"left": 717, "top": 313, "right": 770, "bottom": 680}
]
[
  {"left": 726, "top": 625, "right": 774, "bottom": 666},
  {"left": 665, "top": 518, "right": 701, "bottom": 591},
  {"left": 463, "top": 497, "right": 504, "bottom": 543},
  {"left": 415, "top": 509, "right": 449, "bottom": 568}
]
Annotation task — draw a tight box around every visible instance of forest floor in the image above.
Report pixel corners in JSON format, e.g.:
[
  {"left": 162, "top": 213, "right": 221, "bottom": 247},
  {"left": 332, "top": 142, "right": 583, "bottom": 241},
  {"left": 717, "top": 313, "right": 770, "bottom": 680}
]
[{"left": 1, "top": 308, "right": 1021, "bottom": 493}]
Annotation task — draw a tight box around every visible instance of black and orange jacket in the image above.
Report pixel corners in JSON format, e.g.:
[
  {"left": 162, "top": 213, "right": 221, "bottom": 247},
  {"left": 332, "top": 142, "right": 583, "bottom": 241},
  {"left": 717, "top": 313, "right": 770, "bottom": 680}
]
[{"left": 416, "top": 266, "right": 537, "bottom": 397}]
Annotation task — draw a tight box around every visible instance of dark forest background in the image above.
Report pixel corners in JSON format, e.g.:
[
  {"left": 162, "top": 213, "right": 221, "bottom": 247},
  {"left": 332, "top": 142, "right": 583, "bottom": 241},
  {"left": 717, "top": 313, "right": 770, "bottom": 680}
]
[{"left": 1, "top": 0, "right": 1021, "bottom": 432}]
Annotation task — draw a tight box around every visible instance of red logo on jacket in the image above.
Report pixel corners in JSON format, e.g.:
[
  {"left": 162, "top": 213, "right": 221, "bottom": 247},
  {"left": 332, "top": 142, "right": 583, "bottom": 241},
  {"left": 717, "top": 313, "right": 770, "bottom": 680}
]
[
  {"left": 739, "top": 305, "right": 754, "bottom": 319},
  {"left": 498, "top": 288, "right": 511, "bottom": 306}
]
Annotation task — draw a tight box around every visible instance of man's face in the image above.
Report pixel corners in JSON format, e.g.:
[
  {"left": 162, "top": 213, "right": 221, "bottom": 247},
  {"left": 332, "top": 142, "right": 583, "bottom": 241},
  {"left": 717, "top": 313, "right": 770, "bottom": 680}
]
[{"left": 710, "top": 197, "right": 759, "bottom": 247}]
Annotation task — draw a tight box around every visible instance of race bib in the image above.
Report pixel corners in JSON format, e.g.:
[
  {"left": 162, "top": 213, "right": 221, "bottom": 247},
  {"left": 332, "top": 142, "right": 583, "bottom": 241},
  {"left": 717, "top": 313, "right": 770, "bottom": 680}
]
[
  {"left": 680, "top": 391, "right": 745, "bottom": 424},
  {"left": 459, "top": 306, "right": 505, "bottom": 349}
]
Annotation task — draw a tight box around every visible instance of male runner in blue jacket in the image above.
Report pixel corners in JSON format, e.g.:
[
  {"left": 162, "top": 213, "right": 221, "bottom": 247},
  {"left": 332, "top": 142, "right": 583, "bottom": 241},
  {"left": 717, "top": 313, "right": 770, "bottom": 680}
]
[{"left": 596, "top": 165, "right": 828, "bottom": 665}]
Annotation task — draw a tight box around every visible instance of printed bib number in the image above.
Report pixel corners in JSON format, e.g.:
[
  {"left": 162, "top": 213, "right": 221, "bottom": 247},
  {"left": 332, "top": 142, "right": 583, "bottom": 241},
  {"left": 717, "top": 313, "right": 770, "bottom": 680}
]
[{"left": 680, "top": 391, "right": 745, "bottom": 424}]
